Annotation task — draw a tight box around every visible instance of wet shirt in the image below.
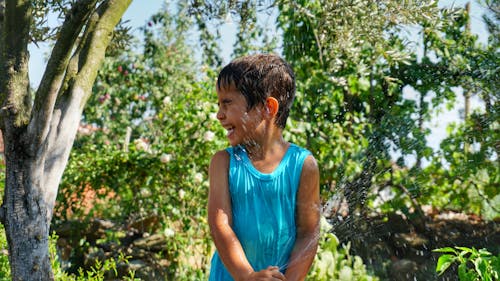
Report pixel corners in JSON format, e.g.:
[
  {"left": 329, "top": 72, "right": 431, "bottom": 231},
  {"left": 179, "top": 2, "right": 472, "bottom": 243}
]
[{"left": 209, "top": 144, "right": 311, "bottom": 280}]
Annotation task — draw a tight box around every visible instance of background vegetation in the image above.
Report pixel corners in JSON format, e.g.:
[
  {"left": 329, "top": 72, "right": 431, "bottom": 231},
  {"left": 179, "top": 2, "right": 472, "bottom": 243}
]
[{"left": 1, "top": 0, "right": 498, "bottom": 280}]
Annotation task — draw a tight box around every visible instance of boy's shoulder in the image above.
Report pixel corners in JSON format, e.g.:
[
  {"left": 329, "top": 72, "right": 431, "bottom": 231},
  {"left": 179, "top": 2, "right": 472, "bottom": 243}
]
[
  {"left": 288, "top": 143, "right": 312, "bottom": 155},
  {"left": 210, "top": 149, "right": 230, "bottom": 168}
]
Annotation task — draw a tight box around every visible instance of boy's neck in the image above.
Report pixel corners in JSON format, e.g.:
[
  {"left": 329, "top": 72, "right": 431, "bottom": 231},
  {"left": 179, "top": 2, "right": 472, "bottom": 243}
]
[{"left": 243, "top": 130, "right": 289, "bottom": 162}]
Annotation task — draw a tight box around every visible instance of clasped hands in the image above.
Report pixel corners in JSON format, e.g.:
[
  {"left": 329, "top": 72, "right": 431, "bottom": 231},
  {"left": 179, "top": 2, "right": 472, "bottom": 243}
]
[{"left": 241, "top": 266, "right": 287, "bottom": 281}]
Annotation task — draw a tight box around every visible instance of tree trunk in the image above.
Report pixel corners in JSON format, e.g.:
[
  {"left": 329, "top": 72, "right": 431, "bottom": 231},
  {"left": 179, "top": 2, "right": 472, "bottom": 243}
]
[
  {"left": 0, "top": 0, "right": 131, "bottom": 279},
  {"left": 3, "top": 132, "right": 53, "bottom": 279},
  {"left": 463, "top": 2, "right": 471, "bottom": 154}
]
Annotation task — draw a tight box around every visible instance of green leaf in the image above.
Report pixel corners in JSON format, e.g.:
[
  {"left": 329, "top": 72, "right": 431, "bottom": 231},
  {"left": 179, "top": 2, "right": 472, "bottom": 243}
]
[
  {"left": 474, "top": 258, "right": 489, "bottom": 280},
  {"left": 456, "top": 246, "right": 475, "bottom": 254},
  {"left": 433, "top": 247, "right": 459, "bottom": 254},
  {"left": 458, "top": 263, "right": 476, "bottom": 281},
  {"left": 436, "top": 254, "right": 456, "bottom": 275}
]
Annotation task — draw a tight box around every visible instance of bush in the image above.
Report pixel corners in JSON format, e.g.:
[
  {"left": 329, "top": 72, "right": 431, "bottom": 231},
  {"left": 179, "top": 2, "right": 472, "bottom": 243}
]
[
  {"left": 0, "top": 229, "right": 138, "bottom": 281},
  {"left": 308, "top": 217, "right": 379, "bottom": 281},
  {"left": 434, "top": 246, "right": 500, "bottom": 281}
]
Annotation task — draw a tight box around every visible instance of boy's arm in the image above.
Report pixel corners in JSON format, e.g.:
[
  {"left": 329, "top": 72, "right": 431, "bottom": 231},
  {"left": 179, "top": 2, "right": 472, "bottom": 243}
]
[
  {"left": 209, "top": 150, "right": 285, "bottom": 281},
  {"left": 284, "top": 155, "right": 320, "bottom": 281}
]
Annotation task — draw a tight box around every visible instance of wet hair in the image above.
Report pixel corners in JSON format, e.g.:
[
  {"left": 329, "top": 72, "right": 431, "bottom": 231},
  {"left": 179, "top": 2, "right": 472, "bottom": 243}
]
[{"left": 217, "top": 53, "right": 296, "bottom": 129}]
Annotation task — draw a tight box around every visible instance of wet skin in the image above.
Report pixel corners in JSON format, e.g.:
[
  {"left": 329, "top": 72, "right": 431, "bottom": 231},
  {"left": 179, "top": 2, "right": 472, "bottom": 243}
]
[{"left": 216, "top": 84, "right": 265, "bottom": 148}]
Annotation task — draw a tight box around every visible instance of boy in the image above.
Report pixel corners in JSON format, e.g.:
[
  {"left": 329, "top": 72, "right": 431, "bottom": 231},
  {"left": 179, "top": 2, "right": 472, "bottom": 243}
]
[{"left": 208, "top": 53, "right": 320, "bottom": 281}]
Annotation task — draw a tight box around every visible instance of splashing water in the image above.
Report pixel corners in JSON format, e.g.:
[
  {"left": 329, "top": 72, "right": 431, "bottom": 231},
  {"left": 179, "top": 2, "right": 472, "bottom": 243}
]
[{"left": 278, "top": 228, "right": 323, "bottom": 272}]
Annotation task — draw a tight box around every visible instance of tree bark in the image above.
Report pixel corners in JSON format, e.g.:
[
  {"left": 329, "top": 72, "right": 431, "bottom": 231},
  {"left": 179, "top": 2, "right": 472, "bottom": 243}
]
[{"left": 0, "top": 0, "right": 131, "bottom": 280}]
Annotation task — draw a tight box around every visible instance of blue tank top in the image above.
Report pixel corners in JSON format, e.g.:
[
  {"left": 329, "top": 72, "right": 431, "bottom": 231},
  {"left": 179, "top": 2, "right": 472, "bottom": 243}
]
[{"left": 209, "top": 143, "right": 311, "bottom": 280}]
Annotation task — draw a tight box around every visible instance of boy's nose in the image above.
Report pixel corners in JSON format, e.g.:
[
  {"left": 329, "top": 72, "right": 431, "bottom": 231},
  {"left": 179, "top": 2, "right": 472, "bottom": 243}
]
[{"left": 216, "top": 109, "right": 225, "bottom": 120}]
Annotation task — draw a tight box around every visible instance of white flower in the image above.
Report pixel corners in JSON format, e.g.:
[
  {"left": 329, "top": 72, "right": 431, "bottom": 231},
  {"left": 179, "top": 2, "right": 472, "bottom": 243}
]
[
  {"left": 140, "top": 188, "right": 151, "bottom": 198},
  {"left": 196, "top": 111, "right": 206, "bottom": 119},
  {"left": 194, "top": 173, "right": 203, "bottom": 184},
  {"left": 179, "top": 189, "right": 186, "bottom": 199},
  {"left": 164, "top": 228, "right": 175, "bottom": 238},
  {"left": 134, "top": 138, "right": 151, "bottom": 152},
  {"left": 209, "top": 113, "right": 217, "bottom": 120},
  {"left": 160, "top": 153, "right": 172, "bottom": 163},
  {"left": 204, "top": 131, "right": 215, "bottom": 142},
  {"left": 163, "top": 96, "right": 172, "bottom": 105},
  {"left": 202, "top": 102, "right": 212, "bottom": 110}
]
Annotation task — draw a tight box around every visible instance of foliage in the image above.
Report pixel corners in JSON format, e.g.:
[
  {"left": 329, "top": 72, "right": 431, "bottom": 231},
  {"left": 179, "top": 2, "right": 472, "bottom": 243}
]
[
  {"left": 309, "top": 234, "right": 378, "bottom": 281},
  {"left": 275, "top": 0, "right": 444, "bottom": 216},
  {"left": 419, "top": 117, "right": 500, "bottom": 219},
  {"left": 0, "top": 229, "right": 138, "bottom": 281},
  {"left": 0, "top": 227, "right": 10, "bottom": 281},
  {"left": 309, "top": 218, "right": 378, "bottom": 281},
  {"left": 57, "top": 142, "right": 217, "bottom": 277},
  {"left": 80, "top": 1, "right": 198, "bottom": 146},
  {"left": 29, "top": 0, "right": 133, "bottom": 55},
  {"left": 275, "top": 0, "right": 499, "bottom": 220},
  {"left": 188, "top": 0, "right": 279, "bottom": 64},
  {"left": 409, "top": 4, "right": 500, "bottom": 218},
  {"left": 56, "top": 2, "right": 223, "bottom": 278},
  {"left": 71, "top": 254, "right": 139, "bottom": 281},
  {"left": 434, "top": 246, "right": 500, "bottom": 281}
]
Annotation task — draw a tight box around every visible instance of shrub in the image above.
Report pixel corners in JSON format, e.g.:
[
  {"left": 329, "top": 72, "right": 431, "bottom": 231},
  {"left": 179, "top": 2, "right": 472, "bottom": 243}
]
[
  {"left": 308, "top": 217, "right": 379, "bottom": 281},
  {"left": 0, "top": 229, "right": 138, "bottom": 280},
  {"left": 434, "top": 246, "right": 500, "bottom": 281}
]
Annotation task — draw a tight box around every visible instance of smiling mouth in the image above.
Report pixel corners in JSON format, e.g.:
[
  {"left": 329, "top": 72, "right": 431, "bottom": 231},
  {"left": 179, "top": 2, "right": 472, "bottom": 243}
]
[{"left": 226, "top": 127, "right": 235, "bottom": 137}]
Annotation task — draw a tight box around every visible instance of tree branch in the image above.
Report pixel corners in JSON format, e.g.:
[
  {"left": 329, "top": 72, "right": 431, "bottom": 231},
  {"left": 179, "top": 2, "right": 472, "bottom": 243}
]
[
  {"left": 465, "top": 178, "right": 500, "bottom": 214},
  {"left": 0, "top": 0, "right": 4, "bottom": 55},
  {"left": 73, "top": 0, "right": 131, "bottom": 101},
  {"left": 41, "top": 0, "right": 131, "bottom": 213},
  {"left": 28, "top": 0, "right": 98, "bottom": 151},
  {"left": 0, "top": 0, "right": 6, "bottom": 123}
]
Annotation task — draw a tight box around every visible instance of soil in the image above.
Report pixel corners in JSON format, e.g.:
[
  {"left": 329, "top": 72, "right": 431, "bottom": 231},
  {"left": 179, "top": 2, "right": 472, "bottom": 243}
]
[{"left": 330, "top": 210, "right": 500, "bottom": 281}]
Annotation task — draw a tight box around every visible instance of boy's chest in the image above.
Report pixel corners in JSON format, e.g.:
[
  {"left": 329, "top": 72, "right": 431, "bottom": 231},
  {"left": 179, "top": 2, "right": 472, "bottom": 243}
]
[
  {"left": 229, "top": 170, "right": 293, "bottom": 201},
  {"left": 250, "top": 159, "right": 281, "bottom": 174},
  {"left": 247, "top": 146, "right": 289, "bottom": 174}
]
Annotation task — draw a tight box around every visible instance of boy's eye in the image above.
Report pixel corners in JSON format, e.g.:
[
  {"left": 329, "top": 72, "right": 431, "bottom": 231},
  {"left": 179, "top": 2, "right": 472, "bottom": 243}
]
[{"left": 217, "top": 98, "right": 232, "bottom": 108}]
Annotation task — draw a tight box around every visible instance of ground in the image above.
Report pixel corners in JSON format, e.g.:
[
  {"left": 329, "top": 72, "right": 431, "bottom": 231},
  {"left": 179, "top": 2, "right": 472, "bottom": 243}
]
[{"left": 331, "top": 210, "right": 500, "bottom": 280}]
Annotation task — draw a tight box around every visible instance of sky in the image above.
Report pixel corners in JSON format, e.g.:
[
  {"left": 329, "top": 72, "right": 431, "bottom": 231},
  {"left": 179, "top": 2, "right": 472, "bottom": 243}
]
[{"left": 27, "top": 0, "right": 491, "bottom": 158}]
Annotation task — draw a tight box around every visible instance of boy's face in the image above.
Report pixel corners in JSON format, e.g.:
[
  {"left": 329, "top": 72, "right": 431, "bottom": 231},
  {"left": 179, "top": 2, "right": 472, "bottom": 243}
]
[{"left": 216, "top": 84, "right": 264, "bottom": 146}]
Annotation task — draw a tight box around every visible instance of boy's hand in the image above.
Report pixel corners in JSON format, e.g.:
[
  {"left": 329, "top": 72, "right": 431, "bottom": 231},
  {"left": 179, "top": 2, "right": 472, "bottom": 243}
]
[{"left": 242, "top": 266, "right": 287, "bottom": 281}]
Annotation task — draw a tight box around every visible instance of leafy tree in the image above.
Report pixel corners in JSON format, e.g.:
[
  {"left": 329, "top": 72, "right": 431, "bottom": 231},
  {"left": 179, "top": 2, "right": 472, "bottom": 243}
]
[
  {"left": 276, "top": 0, "right": 499, "bottom": 221},
  {"left": 188, "top": 0, "right": 279, "bottom": 63},
  {"left": 0, "top": 0, "right": 131, "bottom": 279},
  {"left": 57, "top": 2, "right": 226, "bottom": 277},
  {"left": 276, "top": 0, "right": 439, "bottom": 219},
  {"left": 415, "top": 2, "right": 499, "bottom": 218},
  {"left": 80, "top": 1, "right": 199, "bottom": 146}
]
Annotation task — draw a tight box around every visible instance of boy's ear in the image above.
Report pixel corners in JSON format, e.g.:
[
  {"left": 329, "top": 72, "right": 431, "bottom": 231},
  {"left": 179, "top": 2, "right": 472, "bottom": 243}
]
[{"left": 265, "top": 97, "right": 279, "bottom": 116}]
